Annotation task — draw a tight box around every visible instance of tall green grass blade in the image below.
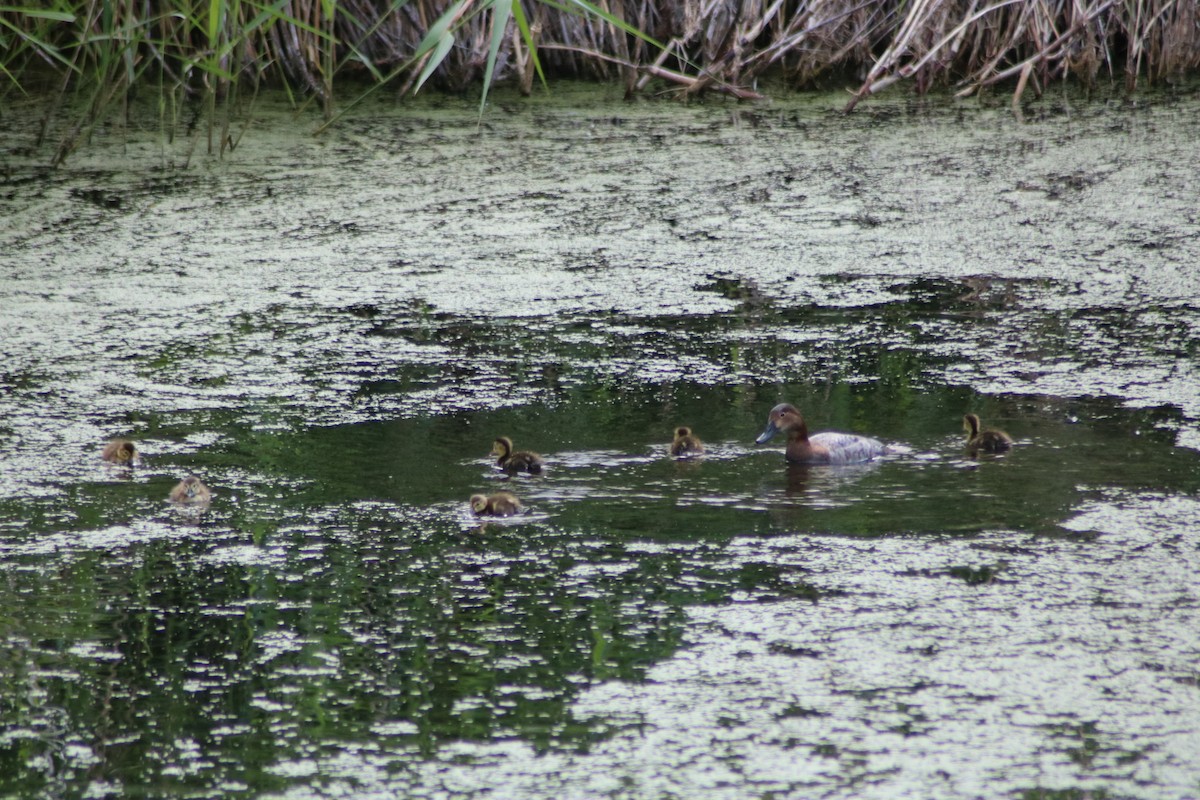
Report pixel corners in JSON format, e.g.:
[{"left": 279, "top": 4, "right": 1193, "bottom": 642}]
[
  {"left": 0, "top": 60, "right": 22, "bottom": 95},
  {"left": 413, "top": 0, "right": 468, "bottom": 92},
  {"left": 345, "top": 43, "right": 385, "bottom": 82},
  {"left": 414, "top": 0, "right": 467, "bottom": 59},
  {"left": 480, "top": 0, "right": 512, "bottom": 112},
  {"left": 0, "top": 19, "right": 78, "bottom": 74},
  {"left": 511, "top": 0, "right": 547, "bottom": 90},
  {"left": 123, "top": 33, "right": 135, "bottom": 88},
  {"left": 415, "top": 31, "right": 454, "bottom": 92},
  {"left": 240, "top": 1, "right": 329, "bottom": 39},
  {"left": 330, "top": 0, "right": 410, "bottom": 77},
  {"left": 543, "top": 0, "right": 667, "bottom": 51},
  {"left": 207, "top": 0, "right": 221, "bottom": 49},
  {"left": 0, "top": 8, "right": 76, "bottom": 23}
]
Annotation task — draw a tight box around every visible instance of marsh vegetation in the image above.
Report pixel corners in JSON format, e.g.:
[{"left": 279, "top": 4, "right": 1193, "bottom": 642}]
[{"left": 3, "top": 0, "right": 1199, "bottom": 162}]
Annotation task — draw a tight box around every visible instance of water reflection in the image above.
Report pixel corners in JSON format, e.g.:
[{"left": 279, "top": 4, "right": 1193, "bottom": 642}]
[{"left": 781, "top": 462, "right": 881, "bottom": 505}]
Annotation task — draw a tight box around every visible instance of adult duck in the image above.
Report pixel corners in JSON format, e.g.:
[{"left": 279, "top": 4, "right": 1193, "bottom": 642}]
[
  {"left": 491, "top": 436, "right": 544, "bottom": 473},
  {"left": 963, "top": 414, "right": 1013, "bottom": 453},
  {"left": 470, "top": 492, "right": 522, "bottom": 517},
  {"left": 669, "top": 426, "right": 704, "bottom": 457},
  {"left": 756, "top": 403, "right": 885, "bottom": 465}
]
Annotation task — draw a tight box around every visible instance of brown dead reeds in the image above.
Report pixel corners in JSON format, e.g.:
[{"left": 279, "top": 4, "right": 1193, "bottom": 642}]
[{"left": 2, "top": 0, "right": 1197, "bottom": 152}]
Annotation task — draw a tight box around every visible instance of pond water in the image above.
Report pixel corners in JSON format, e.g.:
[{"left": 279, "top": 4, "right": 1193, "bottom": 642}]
[{"left": 1, "top": 83, "right": 1199, "bottom": 799}]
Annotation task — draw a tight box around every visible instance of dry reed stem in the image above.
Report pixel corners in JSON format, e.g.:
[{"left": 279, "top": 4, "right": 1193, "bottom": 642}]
[{"left": 4, "top": 0, "right": 1200, "bottom": 134}]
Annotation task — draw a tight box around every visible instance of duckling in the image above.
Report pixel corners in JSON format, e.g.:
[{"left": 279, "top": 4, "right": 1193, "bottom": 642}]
[
  {"left": 101, "top": 439, "right": 140, "bottom": 466},
  {"left": 470, "top": 492, "right": 522, "bottom": 517},
  {"left": 963, "top": 413, "right": 1013, "bottom": 453},
  {"left": 169, "top": 475, "right": 212, "bottom": 505},
  {"left": 756, "top": 403, "right": 886, "bottom": 465},
  {"left": 491, "top": 436, "right": 544, "bottom": 473},
  {"left": 669, "top": 426, "right": 704, "bottom": 457}
]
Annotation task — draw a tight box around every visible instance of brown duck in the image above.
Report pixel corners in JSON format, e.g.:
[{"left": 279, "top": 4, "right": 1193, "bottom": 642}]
[
  {"left": 756, "top": 403, "right": 885, "bottom": 465},
  {"left": 963, "top": 414, "right": 1013, "bottom": 453},
  {"left": 169, "top": 475, "right": 212, "bottom": 505},
  {"left": 101, "top": 439, "right": 140, "bottom": 466},
  {"left": 669, "top": 426, "right": 704, "bottom": 457},
  {"left": 491, "top": 436, "right": 544, "bottom": 473},
  {"left": 470, "top": 492, "right": 522, "bottom": 517}
]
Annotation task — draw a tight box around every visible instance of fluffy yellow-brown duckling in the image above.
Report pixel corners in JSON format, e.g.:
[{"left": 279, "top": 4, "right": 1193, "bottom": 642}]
[
  {"left": 756, "top": 403, "right": 886, "bottom": 465},
  {"left": 669, "top": 426, "right": 704, "bottom": 457},
  {"left": 169, "top": 475, "right": 212, "bottom": 505},
  {"left": 963, "top": 414, "right": 1013, "bottom": 453},
  {"left": 101, "top": 439, "right": 140, "bottom": 466},
  {"left": 491, "top": 436, "right": 544, "bottom": 473},
  {"left": 470, "top": 492, "right": 522, "bottom": 517}
]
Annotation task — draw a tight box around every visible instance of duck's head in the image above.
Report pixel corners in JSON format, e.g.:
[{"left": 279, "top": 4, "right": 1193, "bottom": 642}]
[
  {"left": 756, "top": 403, "right": 805, "bottom": 444},
  {"left": 180, "top": 475, "right": 204, "bottom": 498},
  {"left": 490, "top": 437, "right": 513, "bottom": 457},
  {"left": 469, "top": 494, "right": 488, "bottom": 513},
  {"left": 674, "top": 427, "right": 692, "bottom": 439},
  {"left": 963, "top": 414, "right": 981, "bottom": 436}
]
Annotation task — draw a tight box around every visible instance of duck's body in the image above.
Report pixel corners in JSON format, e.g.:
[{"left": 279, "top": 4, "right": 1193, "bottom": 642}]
[
  {"left": 102, "top": 439, "right": 140, "bottom": 466},
  {"left": 470, "top": 492, "right": 522, "bottom": 517},
  {"left": 963, "top": 414, "right": 1013, "bottom": 453},
  {"left": 169, "top": 475, "right": 211, "bottom": 505},
  {"left": 491, "top": 437, "right": 544, "bottom": 473},
  {"left": 669, "top": 426, "right": 704, "bottom": 457},
  {"left": 756, "top": 403, "right": 885, "bottom": 465}
]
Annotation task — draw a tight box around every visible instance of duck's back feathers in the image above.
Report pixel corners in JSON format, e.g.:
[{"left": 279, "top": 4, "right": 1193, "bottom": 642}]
[
  {"left": 963, "top": 414, "right": 1013, "bottom": 453},
  {"left": 505, "top": 451, "right": 545, "bottom": 473},
  {"left": 969, "top": 430, "right": 1013, "bottom": 453},
  {"left": 471, "top": 492, "right": 522, "bottom": 516},
  {"left": 805, "top": 432, "right": 887, "bottom": 465},
  {"left": 492, "top": 437, "right": 544, "bottom": 473},
  {"left": 102, "top": 439, "right": 139, "bottom": 465},
  {"left": 670, "top": 426, "right": 704, "bottom": 457}
]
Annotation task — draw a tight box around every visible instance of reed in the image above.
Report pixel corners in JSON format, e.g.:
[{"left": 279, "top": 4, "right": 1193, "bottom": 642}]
[{"left": 3, "top": 0, "right": 1198, "bottom": 156}]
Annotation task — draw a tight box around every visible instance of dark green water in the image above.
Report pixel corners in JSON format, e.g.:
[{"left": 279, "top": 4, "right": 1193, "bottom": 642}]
[{"left": 2, "top": 85, "right": 1199, "bottom": 799}]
